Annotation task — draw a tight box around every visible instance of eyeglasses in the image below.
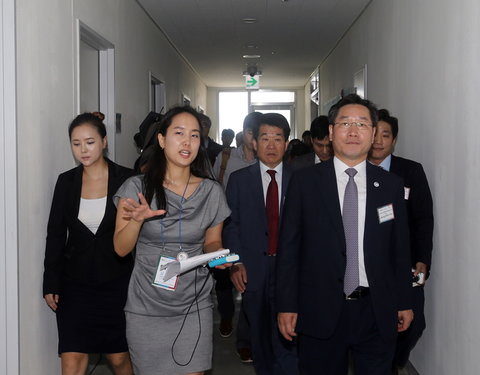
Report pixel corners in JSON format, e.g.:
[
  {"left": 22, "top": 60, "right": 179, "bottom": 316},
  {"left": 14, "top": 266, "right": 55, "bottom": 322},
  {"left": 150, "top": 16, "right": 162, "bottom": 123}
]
[{"left": 334, "top": 122, "right": 372, "bottom": 131}]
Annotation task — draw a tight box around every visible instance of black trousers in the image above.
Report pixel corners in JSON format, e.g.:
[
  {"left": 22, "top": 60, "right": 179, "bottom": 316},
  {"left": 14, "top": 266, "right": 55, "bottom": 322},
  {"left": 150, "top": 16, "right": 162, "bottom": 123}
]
[
  {"left": 394, "top": 286, "right": 426, "bottom": 367},
  {"left": 298, "top": 295, "right": 395, "bottom": 375},
  {"left": 212, "top": 268, "right": 251, "bottom": 349},
  {"left": 243, "top": 257, "right": 298, "bottom": 375}
]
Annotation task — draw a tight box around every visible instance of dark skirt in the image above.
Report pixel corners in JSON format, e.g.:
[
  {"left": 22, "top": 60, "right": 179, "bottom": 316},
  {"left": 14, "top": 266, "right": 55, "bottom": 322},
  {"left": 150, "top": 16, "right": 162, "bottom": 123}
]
[{"left": 56, "top": 274, "right": 130, "bottom": 354}]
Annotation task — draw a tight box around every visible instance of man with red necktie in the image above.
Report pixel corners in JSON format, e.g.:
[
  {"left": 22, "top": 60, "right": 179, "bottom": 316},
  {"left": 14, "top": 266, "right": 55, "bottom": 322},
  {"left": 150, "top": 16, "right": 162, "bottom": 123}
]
[{"left": 224, "top": 113, "right": 297, "bottom": 375}]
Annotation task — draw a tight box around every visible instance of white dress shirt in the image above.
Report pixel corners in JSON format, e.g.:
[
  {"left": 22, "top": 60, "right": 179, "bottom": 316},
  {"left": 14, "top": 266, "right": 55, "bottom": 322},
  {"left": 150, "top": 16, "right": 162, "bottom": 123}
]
[
  {"left": 333, "top": 157, "right": 369, "bottom": 287},
  {"left": 259, "top": 161, "right": 283, "bottom": 209},
  {"left": 314, "top": 154, "right": 321, "bottom": 164}
]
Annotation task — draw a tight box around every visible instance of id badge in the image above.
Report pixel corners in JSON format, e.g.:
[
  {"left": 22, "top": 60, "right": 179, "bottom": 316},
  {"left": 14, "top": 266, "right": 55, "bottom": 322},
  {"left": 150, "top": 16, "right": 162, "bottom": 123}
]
[
  {"left": 377, "top": 203, "right": 395, "bottom": 224},
  {"left": 152, "top": 256, "right": 179, "bottom": 291}
]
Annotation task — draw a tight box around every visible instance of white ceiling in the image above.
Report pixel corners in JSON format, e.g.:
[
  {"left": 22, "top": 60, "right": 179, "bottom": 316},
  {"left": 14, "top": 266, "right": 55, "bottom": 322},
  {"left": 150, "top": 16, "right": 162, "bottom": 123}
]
[{"left": 138, "top": 0, "right": 371, "bottom": 88}]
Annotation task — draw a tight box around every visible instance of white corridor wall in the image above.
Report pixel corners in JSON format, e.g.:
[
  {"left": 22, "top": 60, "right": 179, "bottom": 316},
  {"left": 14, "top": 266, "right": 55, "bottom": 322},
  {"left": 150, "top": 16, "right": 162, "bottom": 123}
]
[
  {"left": 15, "top": 0, "right": 206, "bottom": 373},
  {"left": 319, "top": 0, "right": 480, "bottom": 373}
]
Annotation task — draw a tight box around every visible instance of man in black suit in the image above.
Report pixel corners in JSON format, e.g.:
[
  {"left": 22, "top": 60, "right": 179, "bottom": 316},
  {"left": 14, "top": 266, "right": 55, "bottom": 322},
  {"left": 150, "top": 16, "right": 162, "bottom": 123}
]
[
  {"left": 276, "top": 94, "right": 413, "bottom": 375},
  {"left": 291, "top": 115, "right": 332, "bottom": 170},
  {"left": 368, "top": 109, "right": 434, "bottom": 373},
  {"left": 224, "top": 113, "right": 297, "bottom": 375},
  {"left": 199, "top": 113, "right": 223, "bottom": 166}
]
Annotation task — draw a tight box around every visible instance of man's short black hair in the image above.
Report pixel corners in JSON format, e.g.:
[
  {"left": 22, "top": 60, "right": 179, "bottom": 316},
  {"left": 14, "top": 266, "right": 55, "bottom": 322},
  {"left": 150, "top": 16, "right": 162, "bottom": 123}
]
[
  {"left": 243, "top": 112, "right": 263, "bottom": 131},
  {"left": 254, "top": 113, "right": 291, "bottom": 140},
  {"left": 221, "top": 128, "right": 235, "bottom": 138},
  {"left": 310, "top": 115, "right": 330, "bottom": 140},
  {"left": 198, "top": 113, "right": 211, "bottom": 128},
  {"left": 328, "top": 94, "right": 378, "bottom": 127},
  {"left": 378, "top": 109, "right": 399, "bottom": 139}
]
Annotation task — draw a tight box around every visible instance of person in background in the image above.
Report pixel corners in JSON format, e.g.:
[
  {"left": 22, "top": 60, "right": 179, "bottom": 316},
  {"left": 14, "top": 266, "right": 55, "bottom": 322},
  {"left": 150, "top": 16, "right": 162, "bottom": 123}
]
[
  {"left": 213, "top": 112, "right": 260, "bottom": 188},
  {"left": 215, "top": 129, "right": 236, "bottom": 193},
  {"left": 235, "top": 131, "right": 244, "bottom": 148},
  {"left": 283, "top": 139, "right": 303, "bottom": 164},
  {"left": 225, "top": 113, "right": 297, "bottom": 375},
  {"left": 286, "top": 141, "right": 310, "bottom": 164},
  {"left": 221, "top": 128, "right": 235, "bottom": 148},
  {"left": 43, "top": 112, "right": 135, "bottom": 375},
  {"left": 301, "top": 130, "right": 313, "bottom": 150},
  {"left": 212, "top": 112, "right": 262, "bottom": 363},
  {"left": 291, "top": 115, "right": 332, "bottom": 170},
  {"left": 199, "top": 113, "right": 223, "bottom": 166},
  {"left": 277, "top": 94, "right": 413, "bottom": 375},
  {"left": 113, "top": 106, "right": 231, "bottom": 375},
  {"left": 368, "top": 109, "right": 434, "bottom": 375}
]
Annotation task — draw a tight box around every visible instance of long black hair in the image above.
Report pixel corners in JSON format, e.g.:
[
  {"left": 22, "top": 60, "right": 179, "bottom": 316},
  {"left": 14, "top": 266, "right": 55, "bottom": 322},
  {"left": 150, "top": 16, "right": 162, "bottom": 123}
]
[{"left": 143, "top": 105, "right": 214, "bottom": 210}]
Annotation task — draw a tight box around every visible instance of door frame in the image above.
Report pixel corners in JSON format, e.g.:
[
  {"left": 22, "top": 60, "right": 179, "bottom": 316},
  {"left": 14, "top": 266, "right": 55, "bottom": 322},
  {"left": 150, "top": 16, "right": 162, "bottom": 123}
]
[
  {"left": 76, "top": 21, "right": 116, "bottom": 159},
  {"left": 0, "top": 0, "right": 19, "bottom": 374}
]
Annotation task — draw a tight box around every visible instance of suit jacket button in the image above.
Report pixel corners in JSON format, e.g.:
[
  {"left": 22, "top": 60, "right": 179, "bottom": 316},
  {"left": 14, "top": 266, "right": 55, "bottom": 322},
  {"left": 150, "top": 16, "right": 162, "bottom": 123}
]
[
  {"left": 342, "top": 252, "right": 346, "bottom": 257},
  {"left": 338, "top": 278, "right": 343, "bottom": 283}
]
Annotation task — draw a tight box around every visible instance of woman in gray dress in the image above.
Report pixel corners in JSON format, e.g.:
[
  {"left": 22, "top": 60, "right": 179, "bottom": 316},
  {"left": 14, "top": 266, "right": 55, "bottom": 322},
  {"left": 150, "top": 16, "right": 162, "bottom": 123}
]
[{"left": 113, "top": 106, "right": 231, "bottom": 375}]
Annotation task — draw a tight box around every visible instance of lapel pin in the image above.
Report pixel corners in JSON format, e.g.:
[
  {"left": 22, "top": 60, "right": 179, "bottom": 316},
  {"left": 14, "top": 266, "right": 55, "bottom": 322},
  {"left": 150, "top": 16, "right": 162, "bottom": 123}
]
[{"left": 374, "top": 182, "right": 380, "bottom": 187}]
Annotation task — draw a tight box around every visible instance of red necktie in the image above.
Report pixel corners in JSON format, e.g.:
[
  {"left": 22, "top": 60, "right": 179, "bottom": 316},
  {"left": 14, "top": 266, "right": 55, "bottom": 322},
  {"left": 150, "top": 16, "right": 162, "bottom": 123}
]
[{"left": 266, "top": 170, "right": 279, "bottom": 256}]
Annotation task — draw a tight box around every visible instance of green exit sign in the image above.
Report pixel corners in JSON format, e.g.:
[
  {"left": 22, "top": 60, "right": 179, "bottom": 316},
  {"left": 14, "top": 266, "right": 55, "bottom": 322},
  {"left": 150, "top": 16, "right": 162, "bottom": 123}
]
[{"left": 245, "top": 75, "right": 260, "bottom": 90}]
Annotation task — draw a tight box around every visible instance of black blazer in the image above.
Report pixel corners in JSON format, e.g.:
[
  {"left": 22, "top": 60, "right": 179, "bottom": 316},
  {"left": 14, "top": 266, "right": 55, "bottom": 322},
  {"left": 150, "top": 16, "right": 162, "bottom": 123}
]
[
  {"left": 43, "top": 159, "right": 135, "bottom": 296},
  {"left": 223, "top": 162, "right": 291, "bottom": 291},
  {"left": 390, "top": 155, "right": 434, "bottom": 269},
  {"left": 276, "top": 159, "right": 411, "bottom": 341}
]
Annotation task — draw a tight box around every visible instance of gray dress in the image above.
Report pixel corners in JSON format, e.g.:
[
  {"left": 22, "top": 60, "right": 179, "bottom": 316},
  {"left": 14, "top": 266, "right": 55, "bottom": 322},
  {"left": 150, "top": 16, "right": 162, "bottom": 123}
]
[{"left": 114, "top": 176, "right": 230, "bottom": 375}]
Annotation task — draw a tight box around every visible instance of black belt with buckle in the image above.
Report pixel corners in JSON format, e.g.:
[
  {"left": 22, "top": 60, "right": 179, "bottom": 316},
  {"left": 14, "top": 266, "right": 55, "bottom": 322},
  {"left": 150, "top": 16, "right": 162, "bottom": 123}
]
[{"left": 345, "top": 286, "right": 370, "bottom": 300}]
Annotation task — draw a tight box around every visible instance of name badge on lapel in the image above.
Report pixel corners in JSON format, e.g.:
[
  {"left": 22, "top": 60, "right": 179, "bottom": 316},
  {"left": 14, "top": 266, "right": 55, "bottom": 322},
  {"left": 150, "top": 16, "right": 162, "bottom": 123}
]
[
  {"left": 377, "top": 204, "right": 395, "bottom": 224},
  {"left": 404, "top": 187, "right": 411, "bottom": 200}
]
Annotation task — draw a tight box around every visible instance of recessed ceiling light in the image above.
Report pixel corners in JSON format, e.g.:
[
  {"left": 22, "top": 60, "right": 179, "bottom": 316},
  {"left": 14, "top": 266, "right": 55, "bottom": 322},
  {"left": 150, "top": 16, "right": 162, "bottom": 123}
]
[
  {"left": 242, "top": 18, "right": 257, "bottom": 24},
  {"left": 243, "top": 55, "right": 261, "bottom": 59},
  {"left": 245, "top": 44, "right": 258, "bottom": 49}
]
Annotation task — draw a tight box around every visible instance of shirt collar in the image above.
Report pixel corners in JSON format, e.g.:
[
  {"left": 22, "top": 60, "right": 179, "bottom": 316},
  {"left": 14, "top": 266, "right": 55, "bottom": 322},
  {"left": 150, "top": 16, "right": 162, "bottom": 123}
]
[
  {"left": 314, "top": 154, "right": 321, "bottom": 164},
  {"left": 333, "top": 156, "right": 366, "bottom": 179},
  {"left": 378, "top": 154, "right": 392, "bottom": 171},
  {"left": 259, "top": 160, "right": 283, "bottom": 176}
]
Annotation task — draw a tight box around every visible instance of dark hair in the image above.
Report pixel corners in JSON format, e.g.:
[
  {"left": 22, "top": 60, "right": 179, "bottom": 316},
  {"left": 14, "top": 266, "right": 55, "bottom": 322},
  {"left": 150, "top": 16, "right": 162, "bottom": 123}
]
[
  {"left": 221, "top": 128, "right": 235, "bottom": 138},
  {"left": 254, "top": 113, "right": 291, "bottom": 140},
  {"left": 378, "top": 108, "right": 399, "bottom": 139},
  {"left": 243, "top": 112, "right": 263, "bottom": 131},
  {"left": 310, "top": 115, "right": 330, "bottom": 139},
  {"left": 143, "top": 106, "right": 214, "bottom": 210},
  {"left": 290, "top": 141, "right": 311, "bottom": 158},
  {"left": 302, "top": 130, "right": 311, "bottom": 138},
  {"left": 68, "top": 112, "right": 107, "bottom": 139},
  {"left": 328, "top": 94, "right": 378, "bottom": 128},
  {"left": 198, "top": 113, "right": 212, "bottom": 129}
]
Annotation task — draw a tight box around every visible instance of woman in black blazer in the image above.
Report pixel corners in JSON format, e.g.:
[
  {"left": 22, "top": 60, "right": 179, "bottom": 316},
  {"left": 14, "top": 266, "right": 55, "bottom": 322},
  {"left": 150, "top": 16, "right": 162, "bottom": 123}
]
[{"left": 43, "top": 113, "right": 135, "bottom": 375}]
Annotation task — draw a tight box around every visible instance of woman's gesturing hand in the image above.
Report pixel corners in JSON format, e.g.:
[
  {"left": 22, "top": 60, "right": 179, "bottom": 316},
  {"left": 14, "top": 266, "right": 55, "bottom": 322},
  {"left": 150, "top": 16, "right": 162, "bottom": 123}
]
[{"left": 122, "top": 193, "right": 167, "bottom": 223}]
